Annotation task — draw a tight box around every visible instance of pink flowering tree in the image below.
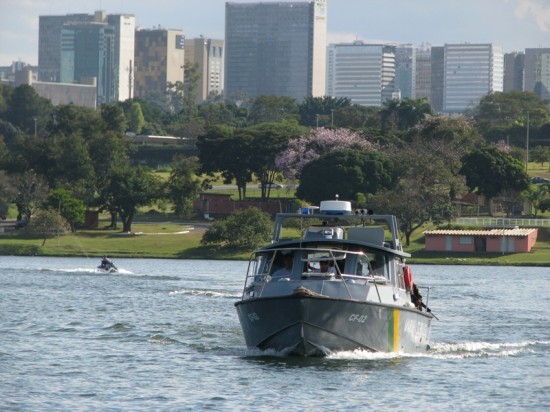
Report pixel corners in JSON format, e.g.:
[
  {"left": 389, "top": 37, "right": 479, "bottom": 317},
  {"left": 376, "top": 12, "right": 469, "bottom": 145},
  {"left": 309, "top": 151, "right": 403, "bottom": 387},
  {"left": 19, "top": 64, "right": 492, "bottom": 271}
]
[{"left": 275, "top": 127, "right": 377, "bottom": 180}]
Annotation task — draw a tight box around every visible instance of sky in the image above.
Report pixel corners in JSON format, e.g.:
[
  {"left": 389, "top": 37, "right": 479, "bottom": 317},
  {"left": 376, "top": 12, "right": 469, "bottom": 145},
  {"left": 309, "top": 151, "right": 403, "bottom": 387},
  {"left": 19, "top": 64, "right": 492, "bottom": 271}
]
[{"left": 1, "top": 0, "right": 550, "bottom": 66}]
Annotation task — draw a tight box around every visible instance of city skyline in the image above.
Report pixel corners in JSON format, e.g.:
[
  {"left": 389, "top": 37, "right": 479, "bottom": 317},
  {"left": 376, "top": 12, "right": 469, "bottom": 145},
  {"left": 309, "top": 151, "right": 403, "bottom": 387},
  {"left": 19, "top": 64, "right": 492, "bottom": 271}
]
[{"left": 1, "top": 0, "right": 550, "bottom": 67}]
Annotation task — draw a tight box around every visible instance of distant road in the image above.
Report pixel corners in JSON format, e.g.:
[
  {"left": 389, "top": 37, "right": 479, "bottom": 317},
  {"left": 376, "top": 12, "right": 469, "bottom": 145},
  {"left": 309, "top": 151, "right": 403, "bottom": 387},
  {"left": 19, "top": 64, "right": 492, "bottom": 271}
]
[{"left": 210, "top": 185, "right": 237, "bottom": 190}]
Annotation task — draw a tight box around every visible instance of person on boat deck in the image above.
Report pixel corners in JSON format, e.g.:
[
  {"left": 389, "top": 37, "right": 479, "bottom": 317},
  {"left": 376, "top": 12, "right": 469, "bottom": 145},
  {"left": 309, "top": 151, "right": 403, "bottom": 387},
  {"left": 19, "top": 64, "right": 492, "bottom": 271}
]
[
  {"left": 273, "top": 253, "right": 293, "bottom": 277},
  {"left": 315, "top": 260, "right": 336, "bottom": 274},
  {"left": 411, "top": 283, "right": 429, "bottom": 312}
]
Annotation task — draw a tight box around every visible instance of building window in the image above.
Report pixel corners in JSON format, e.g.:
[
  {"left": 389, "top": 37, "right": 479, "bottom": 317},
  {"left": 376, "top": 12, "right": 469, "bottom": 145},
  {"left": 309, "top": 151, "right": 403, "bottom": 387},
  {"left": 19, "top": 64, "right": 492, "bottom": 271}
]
[{"left": 459, "top": 236, "right": 473, "bottom": 245}]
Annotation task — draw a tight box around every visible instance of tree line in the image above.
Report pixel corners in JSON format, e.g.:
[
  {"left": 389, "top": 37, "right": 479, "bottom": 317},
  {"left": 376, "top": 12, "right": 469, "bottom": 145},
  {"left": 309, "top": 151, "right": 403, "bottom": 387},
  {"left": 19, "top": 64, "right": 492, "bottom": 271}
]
[{"left": 1, "top": 82, "right": 550, "bottom": 245}]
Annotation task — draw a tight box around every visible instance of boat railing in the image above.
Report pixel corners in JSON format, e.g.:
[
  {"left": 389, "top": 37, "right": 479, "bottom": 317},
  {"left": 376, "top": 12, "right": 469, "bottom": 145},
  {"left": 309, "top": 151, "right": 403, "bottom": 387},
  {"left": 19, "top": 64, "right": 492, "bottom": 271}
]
[{"left": 241, "top": 246, "right": 393, "bottom": 301}]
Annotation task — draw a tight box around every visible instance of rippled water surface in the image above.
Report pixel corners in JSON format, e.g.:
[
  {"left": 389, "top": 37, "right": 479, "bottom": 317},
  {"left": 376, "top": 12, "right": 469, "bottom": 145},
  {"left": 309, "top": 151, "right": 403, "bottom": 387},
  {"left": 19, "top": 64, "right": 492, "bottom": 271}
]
[{"left": 1, "top": 257, "right": 549, "bottom": 411}]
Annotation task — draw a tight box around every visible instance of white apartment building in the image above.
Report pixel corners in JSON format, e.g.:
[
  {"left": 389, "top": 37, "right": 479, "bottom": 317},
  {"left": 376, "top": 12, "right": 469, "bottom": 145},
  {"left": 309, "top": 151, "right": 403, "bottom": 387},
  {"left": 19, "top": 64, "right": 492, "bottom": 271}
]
[
  {"left": 327, "top": 41, "right": 395, "bottom": 106},
  {"left": 443, "top": 43, "right": 503, "bottom": 114},
  {"left": 185, "top": 37, "right": 224, "bottom": 102}
]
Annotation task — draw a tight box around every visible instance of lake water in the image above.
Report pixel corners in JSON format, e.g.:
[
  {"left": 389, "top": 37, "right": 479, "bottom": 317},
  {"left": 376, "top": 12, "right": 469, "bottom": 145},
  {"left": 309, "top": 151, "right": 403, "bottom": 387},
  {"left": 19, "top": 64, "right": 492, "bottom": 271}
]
[{"left": 0, "top": 256, "right": 548, "bottom": 411}]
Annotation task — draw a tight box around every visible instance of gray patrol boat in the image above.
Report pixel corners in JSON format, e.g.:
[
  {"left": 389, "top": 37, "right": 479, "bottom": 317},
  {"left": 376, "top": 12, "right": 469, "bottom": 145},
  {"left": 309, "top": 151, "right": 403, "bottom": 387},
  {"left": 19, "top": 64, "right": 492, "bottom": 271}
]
[{"left": 235, "top": 198, "right": 435, "bottom": 356}]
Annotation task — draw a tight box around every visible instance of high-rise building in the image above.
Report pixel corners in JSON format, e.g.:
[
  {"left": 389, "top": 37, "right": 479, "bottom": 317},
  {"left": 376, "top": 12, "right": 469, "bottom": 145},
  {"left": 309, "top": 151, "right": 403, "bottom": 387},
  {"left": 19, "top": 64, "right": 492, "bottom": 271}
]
[
  {"left": 443, "top": 43, "right": 503, "bottom": 114},
  {"left": 108, "top": 13, "right": 136, "bottom": 101},
  {"left": 415, "top": 44, "right": 431, "bottom": 102},
  {"left": 524, "top": 48, "right": 550, "bottom": 102},
  {"left": 38, "top": 11, "right": 135, "bottom": 104},
  {"left": 60, "top": 21, "right": 115, "bottom": 104},
  {"left": 39, "top": 13, "right": 95, "bottom": 82},
  {"left": 134, "top": 28, "right": 185, "bottom": 101},
  {"left": 326, "top": 41, "right": 395, "bottom": 106},
  {"left": 225, "top": 1, "right": 327, "bottom": 102},
  {"left": 430, "top": 46, "right": 445, "bottom": 112},
  {"left": 394, "top": 45, "right": 415, "bottom": 99},
  {"left": 503, "top": 52, "right": 524, "bottom": 92},
  {"left": 184, "top": 37, "right": 225, "bottom": 102}
]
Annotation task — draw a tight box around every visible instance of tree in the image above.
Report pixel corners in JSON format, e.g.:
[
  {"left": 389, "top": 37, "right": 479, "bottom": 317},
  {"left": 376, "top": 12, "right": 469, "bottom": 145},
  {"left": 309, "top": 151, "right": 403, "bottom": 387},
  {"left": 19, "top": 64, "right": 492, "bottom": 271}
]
[
  {"left": 47, "top": 103, "right": 102, "bottom": 139},
  {"left": 5, "top": 84, "right": 52, "bottom": 136},
  {"left": 298, "top": 96, "right": 351, "bottom": 127},
  {"left": 44, "top": 188, "right": 86, "bottom": 232},
  {"left": 461, "top": 146, "right": 530, "bottom": 201},
  {"left": 0, "top": 170, "right": 16, "bottom": 219},
  {"left": 102, "top": 166, "right": 161, "bottom": 232},
  {"left": 296, "top": 149, "right": 397, "bottom": 204},
  {"left": 127, "top": 101, "right": 145, "bottom": 134},
  {"left": 246, "top": 121, "right": 306, "bottom": 199},
  {"left": 275, "top": 127, "right": 377, "bottom": 181},
  {"left": 182, "top": 62, "right": 201, "bottom": 120},
  {"left": 51, "top": 133, "right": 95, "bottom": 191},
  {"left": 523, "top": 183, "right": 550, "bottom": 217},
  {"left": 101, "top": 103, "right": 127, "bottom": 135},
  {"left": 11, "top": 170, "right": 50, "bottom": 223},
  {"left": 166, "top": 155, "right": 201, "bottom": 217},
  {"left": 198, "top": 102, "right": 240, "bottom": 127},
  {"left": 380, "top": 98, "right": 433, "bottom": 131},
  {"left": 369, "top": 179, "right": 453, "bottom": 246},
  {"left": 530, "top": 145, "right": 550, "bottom": 166},
  {"left": 26, "top": 208, "right": 70, "bottom": 245},
  {"left": 201, "top": 207, "right": 272, "bottom": 248},
  {"left": 197, "top": 125, "right": 254, "bottom": 200},
  {"left": 247, "top": 95, "right": 299, "bottom": 125},
  {"left": 472, "top": 91, "right": 550, "bottom": 145}
]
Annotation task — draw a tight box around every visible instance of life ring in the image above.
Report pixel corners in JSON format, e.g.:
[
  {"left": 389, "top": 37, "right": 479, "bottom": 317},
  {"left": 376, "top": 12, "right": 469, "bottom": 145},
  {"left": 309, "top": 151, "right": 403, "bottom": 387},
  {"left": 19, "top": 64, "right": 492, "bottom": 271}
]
[{"left": 403, "top": 265, "right": 413, "bottom": 291}]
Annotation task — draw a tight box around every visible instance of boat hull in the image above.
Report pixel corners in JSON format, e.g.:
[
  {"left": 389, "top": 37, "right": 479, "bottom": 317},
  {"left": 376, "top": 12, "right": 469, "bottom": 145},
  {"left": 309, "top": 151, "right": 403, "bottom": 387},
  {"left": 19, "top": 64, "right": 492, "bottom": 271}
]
[{"left": 235, "top": 296, "right": 432, "bottom": 356}]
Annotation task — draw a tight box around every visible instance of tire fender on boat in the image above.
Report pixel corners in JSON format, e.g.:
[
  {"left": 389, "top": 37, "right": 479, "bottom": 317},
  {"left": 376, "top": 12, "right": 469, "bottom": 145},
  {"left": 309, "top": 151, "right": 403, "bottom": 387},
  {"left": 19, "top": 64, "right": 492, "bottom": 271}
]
[{"left": 404, "top": 265, "right": 413, "bottom": 291}]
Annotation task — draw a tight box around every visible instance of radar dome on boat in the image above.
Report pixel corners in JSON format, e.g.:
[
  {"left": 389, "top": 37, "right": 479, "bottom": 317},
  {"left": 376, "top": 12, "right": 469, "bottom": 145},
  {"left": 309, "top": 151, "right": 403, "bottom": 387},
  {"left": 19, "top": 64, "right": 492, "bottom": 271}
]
[{"left": 319, "top": 200, "right": 352, "bottom": 215}]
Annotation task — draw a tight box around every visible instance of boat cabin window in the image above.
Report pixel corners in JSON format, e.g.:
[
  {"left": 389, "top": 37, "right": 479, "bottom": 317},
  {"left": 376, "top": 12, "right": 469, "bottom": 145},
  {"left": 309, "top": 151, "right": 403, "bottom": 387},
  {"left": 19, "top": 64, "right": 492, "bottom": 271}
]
[
  {"left": 300, "top": 251, "right": 346, "bottom": 272},
  {"left": 355, "top": 253, "right": 386, "bottom": 277}
]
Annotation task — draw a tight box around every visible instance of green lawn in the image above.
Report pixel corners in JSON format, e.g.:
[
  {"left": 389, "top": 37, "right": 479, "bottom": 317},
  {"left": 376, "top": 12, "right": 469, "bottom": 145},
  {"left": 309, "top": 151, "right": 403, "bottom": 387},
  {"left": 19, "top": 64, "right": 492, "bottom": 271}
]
[
  {"left": 2, "top": 162, "right": 550, "bottom": 264},
  {"left": 2, "top": 219, "right": 550, "bottom": 265}
]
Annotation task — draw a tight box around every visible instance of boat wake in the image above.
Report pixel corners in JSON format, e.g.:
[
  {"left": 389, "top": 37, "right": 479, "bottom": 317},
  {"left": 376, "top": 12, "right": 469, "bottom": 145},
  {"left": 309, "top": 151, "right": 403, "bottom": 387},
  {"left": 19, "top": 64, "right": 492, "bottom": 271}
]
[
  {"left": 425, "top": 340, "right": 550, "bottom": 359},
  {"left": 243, "top": 340, "right": 550, "bottom": 360},
  {"left": 47, "top": 267, "right": 134, "bottom": 275},
  {"left": 169, "top": 288, "right": 241, "bottom": 299}
]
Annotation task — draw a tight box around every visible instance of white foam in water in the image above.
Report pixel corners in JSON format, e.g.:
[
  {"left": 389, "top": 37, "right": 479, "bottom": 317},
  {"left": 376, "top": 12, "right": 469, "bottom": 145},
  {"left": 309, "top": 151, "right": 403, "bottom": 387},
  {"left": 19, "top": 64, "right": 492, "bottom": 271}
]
[
  {"left": 53, "top": 267, "right": 134, "bottom": 275},
  {"left": 169, "top": 289, "right": 240, "bottom": 299},
  {"left": 328, "top": 349, "right": 401, "bottom": 360},
  {"left": 425, "top": 340, "right": 547, "bottom": 359}
]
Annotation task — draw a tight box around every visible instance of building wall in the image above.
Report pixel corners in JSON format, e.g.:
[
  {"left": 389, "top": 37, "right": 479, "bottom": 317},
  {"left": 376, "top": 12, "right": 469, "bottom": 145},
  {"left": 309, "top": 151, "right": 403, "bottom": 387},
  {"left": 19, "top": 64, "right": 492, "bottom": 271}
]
[
  {"left": 185, "top": 37, "right": 224, "bottom": 102},
  {"left": 327, "top": 42, "right": 395, "bottom": 106},
  {"left": 503, "top": 52, "right": 524, "bottom": 92},
  {"left": 443, "top": 43, "right": 504, "bottom": 114},
  {"left": 15, "top": 67, "right": 97, "bottom": 108},
  {"left": 38, "top": 11, "right": 134, "bottom": 104},
  {"left": 310, "top": 0, "right": 327, "bottom": 97},
  {"left": 134, "top": 28, "right": 185, "bottom": 100},
  {"left": 524, "top": 48, "right": 550, "bottom": 103},
  {"left": 108, "top": 14, "right": 136, "bottom": 101},
  {"left": 33, "top": 81, "right": 97, "bottom": 109},
  {"left": 415, "top": 44, "right": 431, "bottom": 101},
  {"left": 60, "top": 22, "right": 114, "bottom": 105},
  {"left": 39, "top": 13, "right": 94, "bottom": 82},
  {"left": 225, "top": 1, "right": 326, "bottom": 101},
  {"left": 395, "top": 44, "right": 415, "bottom": 99},
  {"left": 430, "top": 46, "right": 444, "bottom": 112},
  {"left": 425, "top": 230, "right": 537, "bottom": 253}
]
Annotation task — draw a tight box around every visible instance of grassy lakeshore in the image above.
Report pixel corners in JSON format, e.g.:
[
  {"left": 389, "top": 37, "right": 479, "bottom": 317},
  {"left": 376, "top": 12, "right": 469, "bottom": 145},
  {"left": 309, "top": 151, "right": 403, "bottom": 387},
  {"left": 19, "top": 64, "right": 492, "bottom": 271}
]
[{"left": 1, "top": 218, "right": 550, "bottom": 266}]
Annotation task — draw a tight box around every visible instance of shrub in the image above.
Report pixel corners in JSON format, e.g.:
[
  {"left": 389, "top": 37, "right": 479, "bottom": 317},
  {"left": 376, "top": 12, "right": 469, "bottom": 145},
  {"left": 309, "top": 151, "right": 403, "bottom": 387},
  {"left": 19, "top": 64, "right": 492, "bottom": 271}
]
[{"left": 201, "top": 207, "right": 272, "bottom": 248}]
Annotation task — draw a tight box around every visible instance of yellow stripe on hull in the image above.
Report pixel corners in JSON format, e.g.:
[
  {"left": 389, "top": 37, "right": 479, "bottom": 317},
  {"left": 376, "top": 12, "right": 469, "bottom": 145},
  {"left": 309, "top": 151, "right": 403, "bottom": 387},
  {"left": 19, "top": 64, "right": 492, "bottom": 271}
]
[{"left": 392, "top": 308, "right": 399, "bottom": 352}]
